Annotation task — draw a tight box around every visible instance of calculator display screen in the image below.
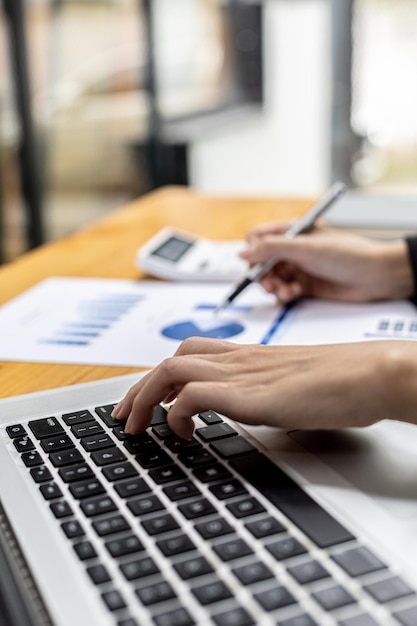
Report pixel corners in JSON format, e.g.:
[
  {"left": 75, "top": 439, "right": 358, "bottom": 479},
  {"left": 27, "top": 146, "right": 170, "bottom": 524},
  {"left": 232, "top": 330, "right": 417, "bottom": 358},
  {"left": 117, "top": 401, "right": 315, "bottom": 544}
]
[{"left": 151, "top": 236, "right": 194, "bottom": 262}]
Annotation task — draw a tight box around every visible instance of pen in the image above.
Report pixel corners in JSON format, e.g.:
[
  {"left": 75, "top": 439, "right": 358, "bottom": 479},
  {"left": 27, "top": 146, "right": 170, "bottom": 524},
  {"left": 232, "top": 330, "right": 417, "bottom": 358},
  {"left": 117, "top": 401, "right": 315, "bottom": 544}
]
[{"left": 215, "top": 181, "right": 347, "bottom": 313}]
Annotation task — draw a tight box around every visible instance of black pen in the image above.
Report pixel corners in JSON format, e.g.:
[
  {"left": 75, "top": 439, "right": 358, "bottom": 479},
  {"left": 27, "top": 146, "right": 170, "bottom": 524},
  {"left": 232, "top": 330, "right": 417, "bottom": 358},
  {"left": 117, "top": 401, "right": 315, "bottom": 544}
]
[{"left": 215, "top": 181, "right": 347, "bottom": 314}]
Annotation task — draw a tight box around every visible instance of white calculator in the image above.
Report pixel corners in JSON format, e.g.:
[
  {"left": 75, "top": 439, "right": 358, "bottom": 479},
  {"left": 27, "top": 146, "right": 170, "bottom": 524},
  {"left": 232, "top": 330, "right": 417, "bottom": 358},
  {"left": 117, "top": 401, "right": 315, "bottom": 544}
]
[{"left": 135, "top": 227, "right": 248, "bottom": 281}]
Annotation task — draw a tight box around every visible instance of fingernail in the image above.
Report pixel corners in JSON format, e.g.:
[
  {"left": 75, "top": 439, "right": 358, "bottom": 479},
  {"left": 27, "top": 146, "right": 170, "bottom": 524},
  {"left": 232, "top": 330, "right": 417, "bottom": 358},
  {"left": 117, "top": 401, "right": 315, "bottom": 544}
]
[{"left": 111, "top": 400, "right": 124, "bottom": 418}]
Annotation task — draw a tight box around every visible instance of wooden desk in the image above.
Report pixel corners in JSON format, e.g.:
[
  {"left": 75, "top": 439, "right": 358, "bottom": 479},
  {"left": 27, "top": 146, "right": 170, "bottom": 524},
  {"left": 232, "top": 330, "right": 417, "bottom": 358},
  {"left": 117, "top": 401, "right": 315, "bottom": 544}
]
[{"left": 0, "top": 186, "right": 309, "bottom": 399}]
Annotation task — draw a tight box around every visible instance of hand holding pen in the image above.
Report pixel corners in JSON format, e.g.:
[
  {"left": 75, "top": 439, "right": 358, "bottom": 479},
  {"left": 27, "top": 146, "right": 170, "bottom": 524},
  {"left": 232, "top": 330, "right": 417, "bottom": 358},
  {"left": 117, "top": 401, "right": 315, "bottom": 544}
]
[{"left": 215, "top": 181, "right": 347, "bottom": 313}]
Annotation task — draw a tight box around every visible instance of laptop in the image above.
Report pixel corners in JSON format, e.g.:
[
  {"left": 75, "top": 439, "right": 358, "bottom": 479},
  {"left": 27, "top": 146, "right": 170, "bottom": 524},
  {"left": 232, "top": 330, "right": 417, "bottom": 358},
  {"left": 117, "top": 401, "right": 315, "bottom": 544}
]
[{"left": 1, "top": 372, "right": 417, "bottom": 626}]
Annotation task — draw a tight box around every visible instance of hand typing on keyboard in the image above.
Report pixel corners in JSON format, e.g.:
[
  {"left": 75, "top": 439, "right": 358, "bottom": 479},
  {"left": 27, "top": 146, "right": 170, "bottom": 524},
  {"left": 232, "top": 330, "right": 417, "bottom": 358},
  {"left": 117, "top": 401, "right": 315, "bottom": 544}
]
[{"left": 111, "top": 336, "right": 417, "bottom": 439}]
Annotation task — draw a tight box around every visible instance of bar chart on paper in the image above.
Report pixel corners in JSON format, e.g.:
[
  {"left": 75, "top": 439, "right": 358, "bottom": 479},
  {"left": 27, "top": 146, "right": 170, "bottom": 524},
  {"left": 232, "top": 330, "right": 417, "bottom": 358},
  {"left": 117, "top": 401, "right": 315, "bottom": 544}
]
[
  {"left": 0, "top": 277, "right": 279, "bottom": 367},
  {"left": 273, "top": 299, "right": 417, "bottom": 346}
]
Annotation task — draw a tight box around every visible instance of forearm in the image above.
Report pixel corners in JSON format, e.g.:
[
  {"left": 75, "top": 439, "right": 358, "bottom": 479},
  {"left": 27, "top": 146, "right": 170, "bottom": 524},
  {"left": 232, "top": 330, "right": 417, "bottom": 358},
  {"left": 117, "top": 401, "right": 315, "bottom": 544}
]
[{"left": 367, "top": 239, "right": 415, "bottom": 301}]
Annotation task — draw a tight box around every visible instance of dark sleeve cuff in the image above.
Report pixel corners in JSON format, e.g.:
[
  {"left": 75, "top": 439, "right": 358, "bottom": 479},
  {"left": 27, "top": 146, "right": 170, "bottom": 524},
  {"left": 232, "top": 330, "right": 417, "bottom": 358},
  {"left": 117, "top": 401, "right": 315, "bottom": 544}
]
[{"left": 405, "top": 237, "right": 417, "bottom": 304}]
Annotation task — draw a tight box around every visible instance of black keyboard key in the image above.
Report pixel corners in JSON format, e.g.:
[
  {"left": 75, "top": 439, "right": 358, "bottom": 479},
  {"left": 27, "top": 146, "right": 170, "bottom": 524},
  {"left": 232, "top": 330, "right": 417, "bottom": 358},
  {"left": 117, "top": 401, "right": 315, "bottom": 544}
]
[
  {"left": 278, "top": 615, "right": 318, "bottom": 626},
  {"left": 61, "top": 520, "right": 85, "bottom": 539},
  {"left": 74, "top": 541, "right": 97, "bottom": 561},
  {"left": 80, "top": 495, "right": 117, "bottom": 517},
  {"left": 71, "top": 422, "right": 104, "bottom": 438},
  {"left": 50, "top": 501, "right": 73, "bottom": 519},
  {"left": 288, "top": 559, "right": 330, "bottom": 585},
  {"left": 213, "top": 538, "right": 253, "bottom": 562},
  {"left": 153, "top": 607, "right": 194, "bottom": 626},
  {"left": 149, "top": 465, "right": 186, "bottom": 484},
  {"left": 120, "top": 557, "right": 159, "bottom": 581},
  {"left": 114, "top": 477, "right": 151, "bottom": 498},
  {"left": 124, "top": 433, "right": 158, "bottom": 454},
  {"left": 163, "top": 481, "right": 201, "bottom": 501},
  {"left": 212, "top": 607, "right": 254, "bottom": 626},
  {"left": 174, "top": 556, "right": 214, "bottom": 580},
  {"left": 227, "top": 497, "right": 266, "bottom": 518},
  {"left": 29, "top": 417, "right": 64, "bottom": 439},
  {"left": 105, "top": 535, "right": 144, "bottom": 558},
  {"left": 152, "top": 423, "right": 175, "bottom": 439},
  {"left": 339, "top": 615, "right": 380, "bottom": 626},
  {"left": 136, "top": 581, "right": 176, "bottom": 606},
  {"left": 210, "top": 436, "right": 257, "bottom": 458},
  {"left": 69, "top": 478, "right": 105, "bottom": 500},
  {"left": 192, "top": 580, "right": 233, "bottom": 605},
  {"left": 141, "top": 514, "right": 179, "bottom": 536},
  {"left": 332, "top": 546, "right": 386, "bottom": 577},
  {"left": 364, "top": 576, "right": 414, "bottom": 603},
  {"left": 193, "top": 463, "right": 232, "bottom": 483},
  {"left": 50, "top": 449, "right": 83, "bottom": 467},
  {"left": 254, "top": 586, "right": 296, "bottom": 611},
  {"left": 194, "top": 518, "right": 234, "bottom": 540},
  {"left": 151, "top": 404, "right": 168, "bottom": 425},
  {"left": 231, "top": 453, "right": 354, "bottom": 548},
  {"left": 59, "top": 463, "right": 94, "bottom": 483},
  {"left": 101, "top": 590, "right": 126, "bottom": 611},
  {"left": 157, "top": 534, "right": 195, "bottom": 557},
  {"left": 312, "top": 584, "right": 355, "bottom": 610},
  {"left": 196, "top": 423, "right": 237, "bottom": 442},
  {"left": 102, "top": 461, "right": 138, "bottom": 482},
  {"left": 127, "top": 495, "right": 163, "bottom": 516},
  {"left": 80, "top": 433, "right": 114, "bottom": 452},
  {"left": 136, "top": 450, "right": 171, "bottom": 469},
  {"left": 87, "top": 564, "right": 111, "bottom": 585},
  {"left": 245, "top": 516, "right": 285, "bottom": 539},
  {"left": 266, "top": 537, "right": 307, "bottom": 561},
  {"left": 40, "top": 482, "right": 63, "bottom": 500},
  {"left": 6, "top": 424, "right": 27, "bottom": 438},
  {"left": 95, "top": 404, "right": 118, "bottom": 427},
  {"left": 91, "top": 447, "right": 127, "bottom": 466},
  {"left": 21, "top": 450, "right": 43, "bottom": 467},
  {"left": 13, "top": 436, "right": 35, "bottom": 453},
  {"left": 209, "top": 479, "right": 247, "bottom": 500},
  {"left": 30, "top": 466, "right": 53, "bottom": 483},
  {"left": 393, "top": 605, "right": 417, "bottom": 626},
  {"left": 179, "top": 449, "right": 216, "bottom": 468},
  {"left": 232, "top": 561, "right": 274, "bottom": 586},
  {"left": 62, "top": 410, "right": 95, "bottom": 426},
  {"left": 118, "top": 619, "right": 138, "bottom": 626},
  {"left": 178, "top": 498, "right": 216, "bottom": 520},
  {"left": 92, "top": 515, "right": 130, "bottom": 537},
  {"left": 165, "top": 437, "right": 201, "bottom": 454},
  {"left": 198, "top": 410, "right": 223, "bottom": 425},
  {"left": 41, "top": 434, "right": 74, "bottom": 453}
]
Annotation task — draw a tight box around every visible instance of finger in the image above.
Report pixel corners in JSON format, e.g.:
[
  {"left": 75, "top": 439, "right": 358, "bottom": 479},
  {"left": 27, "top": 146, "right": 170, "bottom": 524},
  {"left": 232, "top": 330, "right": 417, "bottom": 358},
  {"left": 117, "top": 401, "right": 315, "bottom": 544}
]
[
  {"left": 166, "top": 380, "right": 241, "bottom": 439},
  {"left": 246, "top": 220, "right": 295, "bottom": 242},
  {"left": 173, "top": 336, "right": 239, "bottom": 357},
  {"left": 124, "top": 356, "right": 227, "bottom": 435}
]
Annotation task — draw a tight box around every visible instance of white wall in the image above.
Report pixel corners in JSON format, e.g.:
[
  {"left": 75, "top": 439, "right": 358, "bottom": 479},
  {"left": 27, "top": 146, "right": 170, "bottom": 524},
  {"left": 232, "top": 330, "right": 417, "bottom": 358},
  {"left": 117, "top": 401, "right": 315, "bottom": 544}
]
[{"left": 189, "top": 0, "right": 332, "bottom": 197}]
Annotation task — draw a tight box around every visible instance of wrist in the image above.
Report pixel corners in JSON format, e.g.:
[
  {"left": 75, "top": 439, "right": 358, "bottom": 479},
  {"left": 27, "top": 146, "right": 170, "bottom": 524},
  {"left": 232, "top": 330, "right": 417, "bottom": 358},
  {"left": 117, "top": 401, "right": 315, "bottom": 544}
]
[
  {"left": 370, "top": 240, "right": 414, "bottom": 301},
  {"left": 377, "top": 341, "right": 417, "bottom": 425}
]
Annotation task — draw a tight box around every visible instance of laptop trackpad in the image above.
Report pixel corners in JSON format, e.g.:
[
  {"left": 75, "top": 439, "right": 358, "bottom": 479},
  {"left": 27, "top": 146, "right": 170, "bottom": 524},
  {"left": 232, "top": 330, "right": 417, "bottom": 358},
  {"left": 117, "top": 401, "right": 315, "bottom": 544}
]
[{"left": 288, "top": 421, "right": 417, "bottom": 520}]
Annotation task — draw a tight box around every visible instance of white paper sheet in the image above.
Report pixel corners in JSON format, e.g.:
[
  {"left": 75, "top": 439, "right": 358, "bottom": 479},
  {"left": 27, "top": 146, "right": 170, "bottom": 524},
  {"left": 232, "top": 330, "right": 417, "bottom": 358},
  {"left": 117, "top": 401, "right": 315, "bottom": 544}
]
[
  {"left": 0, "top": 277, "right": 280, "bottom": 367},
  {"left": 271, "top": 298, "right": 417, "bottom": 346}
]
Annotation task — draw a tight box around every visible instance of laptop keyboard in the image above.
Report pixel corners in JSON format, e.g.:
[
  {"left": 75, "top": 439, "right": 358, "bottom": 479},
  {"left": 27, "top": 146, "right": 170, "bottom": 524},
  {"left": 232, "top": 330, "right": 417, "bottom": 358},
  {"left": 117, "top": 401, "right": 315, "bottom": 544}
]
[{"left": 5, "top": 404, "right": 417, "bottom": 626}]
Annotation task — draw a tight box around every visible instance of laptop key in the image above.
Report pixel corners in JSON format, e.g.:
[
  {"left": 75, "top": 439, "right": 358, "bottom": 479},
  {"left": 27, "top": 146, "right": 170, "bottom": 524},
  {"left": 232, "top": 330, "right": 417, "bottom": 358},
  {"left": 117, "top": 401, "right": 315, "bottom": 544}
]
[
  {"left": 163, "top": 481, "right": 201, "bottom": 501},
  {"left": 50, "top": 501, "right": 73, "bottom": 518},
  {"left": 92, "top": 514, "right": 130, "bottom": 537},
  {"left": 73, "top": 541, "right": 97, "bottom": 561},
  {"left": 87, "top": 563, "right": 111, "bottom": 585},
  {"left": 332, "top": 546, "right": 386, "bottom": 578},
  {"left": 338, "top": 614, "right": 380, "bottom": 626},
  {"left": 212, "top": 606, "right": 254, "bottom": 626},
  {"left": 312, "top": 584, "right": 356, "bottom": 611},
  {"left": 105, "top": 535, "right": 144, "bottom": 558},
  {"left": 149, "top": 465, "right": 186, "bottom": 484},
  {"left": 254, "top": 585, "right": 296, "bottom": 611},
  {"left": 127, "top": 495, "right": 164, "bottom": 516},
  {"left": 364, "top": 576, "right": 415, "bottom": 603},
  {"left": 41, "top": 434, "right": 73, "bottom": 453},
  {"left": 178, "top": 498, "right": 217, "bottom": 520},
  {"left": 13, "top": 436, "right": 35, "bottom": 453},
  {"left": 135, "top": 581, "right": 176, "bottom": 606},
  {"left": 62, "top": 410, "right": 95, "bottom": 426},
  {"left": 209, "top": 479, "right": 247, "bottom": 500},
  {"left": 21, "top": 450, "right": 43, "bottom": 467},
  {"left": 120, "top": 556, "right": 159, "bottom": 581},
  {"left": 80, "top": 495, "right": 117, "bottom": 517},
  {"left": 393, "top": 604, "right": 417, "bottom": 626},
  {"left": 213, "top": 538, "right": 253, "bottom": 562},
  {"left": 29, "top": 417, "right": 64, "bottom": 439},
  {"left": 288, "top": 559, "right": 330, "bottom": 585},
  {"left": 114, "top": 477, "right": 151, "bottom": 498},
  {"left": 136, "top": 450, "right": 171, "bottom": 469},
  {"left": 80, "top": 433, "right": 114, "bottom": 452},
  {"left": 141, "top": 513, "right": 179, "bottom": 536},
  {"left": 210, "top": 436, "right": 257, "bottom": 458},
  {"left": 196, "top": 423, "right": 237, "bottom": 442},
  {"left": 6, "top": 424, "right": 27, "bottom": 438},
  {"left": 50, "top": 448, "right": 83, "bottom": 467},
  {"left": 59, "top": 463, "right": 94, "bottom": 483},
  {"left": 266, "top": 537, "right": 307, "bottom": 561},
  {"left": 61, "top": 520, "right": 85, "bottom": 538},
  {"left": 245, "top": 516, "right": 285, "bottom": 538},
  {"left": 101, "top": 589, "right": 126, "bottom": 611},
  {"left": 227, "top": 497, "right": 266, "bottom": 519},
  {"left": 198, "top": 410, "right": 223, "bottom": 425},
  {"left": 30, "top": 466, "right": 53, "bottom": 483},
  {"left": 157, "top": 534, "right": 195, "bottom": 557},
  {"left": 194, "top": 517, "right": 234, "bottom": 540},
  {"left": 232, "top": 561, "right": 274, "bottom": 586},
  {"left": 69, "top": 478, "right": 105, "bottom": 499},
  {"left": 278, "top": 615, "right": 318, "bottom": 626},
  {"left": 174, "top": 556, "right": 214, "bottom": 580},
  {"left": 102, "top": 461, "right": 138, "bottom": 482},
  {"left": 94, "top": 404, "right": 118, "bottom": 427},
  {"left": 192, "top": 463, "right": 232, "bottom": 483},
  {"left": 153, "top": 607, "right": 194, "bottom": 626},
  {"left": 71, "top": 422, "right": 104, "bottom": 438},
  {"left": 40, "top": 482, "right": 63, "bottom": 500},
  {"left": 91, "top": 447, "right": 127, "bottom": 466},
  {"left": 192, "top": 580, "right": 233, "bottom": 605}
]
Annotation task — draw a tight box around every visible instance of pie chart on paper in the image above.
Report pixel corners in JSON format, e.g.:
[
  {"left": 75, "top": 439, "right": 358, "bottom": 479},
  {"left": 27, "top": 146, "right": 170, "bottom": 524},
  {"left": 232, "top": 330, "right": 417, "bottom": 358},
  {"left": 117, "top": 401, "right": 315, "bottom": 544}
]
[{"left": 161, "top": 319, "right": 245, "bottom": 341}]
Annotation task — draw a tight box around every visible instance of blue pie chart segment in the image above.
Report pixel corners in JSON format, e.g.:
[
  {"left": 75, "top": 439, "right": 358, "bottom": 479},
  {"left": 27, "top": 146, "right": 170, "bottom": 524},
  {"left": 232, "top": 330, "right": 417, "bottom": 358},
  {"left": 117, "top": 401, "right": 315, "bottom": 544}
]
[{"left": 161, "top": 320, "right": 245, "bottom": 341}]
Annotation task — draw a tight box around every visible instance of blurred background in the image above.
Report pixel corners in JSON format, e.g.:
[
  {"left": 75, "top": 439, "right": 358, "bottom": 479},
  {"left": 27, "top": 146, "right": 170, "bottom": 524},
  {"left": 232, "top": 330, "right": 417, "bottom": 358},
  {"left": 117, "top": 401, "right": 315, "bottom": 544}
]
[{"left": 1, "top": 0, "right": 417, "bottom": 262}]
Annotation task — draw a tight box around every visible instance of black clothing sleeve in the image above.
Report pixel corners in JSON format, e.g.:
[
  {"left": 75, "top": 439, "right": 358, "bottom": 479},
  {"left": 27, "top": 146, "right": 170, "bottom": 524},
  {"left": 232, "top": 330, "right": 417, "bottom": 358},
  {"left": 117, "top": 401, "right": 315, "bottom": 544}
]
[{"left": 405, "top": 237, "right": 417, "bottom": 303}]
